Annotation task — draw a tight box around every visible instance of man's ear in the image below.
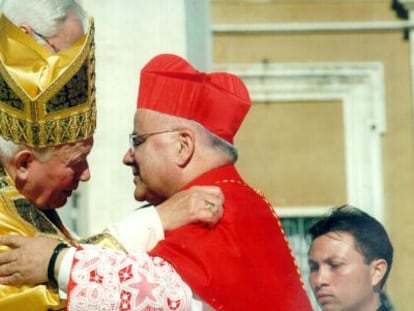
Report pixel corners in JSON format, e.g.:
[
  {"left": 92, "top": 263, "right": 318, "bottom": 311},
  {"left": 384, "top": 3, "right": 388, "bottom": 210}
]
[
  {"left": 18, "top": 24, "right": 32, "bottom": 35},
  {"left": 13, "top": 150, "right": 35, "bottom": 181},
  {"left": 175, "top": 129, "right": 195, "bottom": 167},
  {"left": 370, "top": 258, "right": 387, "bottom": 289}
]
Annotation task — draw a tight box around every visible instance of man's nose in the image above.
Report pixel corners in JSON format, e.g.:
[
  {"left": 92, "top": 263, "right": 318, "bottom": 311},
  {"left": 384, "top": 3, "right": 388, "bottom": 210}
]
[
  {"left": 79, "top": 166, "right": 91, "bottom": 182},
  {"left": 311, "top": 267, "right": 330, "bottom": 289},
  {"left": 123, "top": 148, "right": 134, "bottom": 166}
]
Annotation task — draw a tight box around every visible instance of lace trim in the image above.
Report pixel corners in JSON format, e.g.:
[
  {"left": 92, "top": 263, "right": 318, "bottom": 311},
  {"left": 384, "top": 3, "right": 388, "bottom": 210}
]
[{"left": 68, "top": 245, "right": 192, "bottom": 311}]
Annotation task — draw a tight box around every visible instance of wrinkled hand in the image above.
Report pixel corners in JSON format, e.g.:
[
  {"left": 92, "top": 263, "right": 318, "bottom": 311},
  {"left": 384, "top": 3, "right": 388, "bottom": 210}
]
[
  {"left": 157, "top": 186, "right": 224, "bottom": 231},
  {"left": 0, "top": 235, "right": 60, "bottom": 286}
]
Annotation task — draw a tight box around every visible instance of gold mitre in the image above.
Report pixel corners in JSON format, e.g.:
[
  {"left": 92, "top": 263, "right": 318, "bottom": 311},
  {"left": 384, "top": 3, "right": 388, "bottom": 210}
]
[{"left": 0, "top": 13, "right": 96, "bottom": 148}]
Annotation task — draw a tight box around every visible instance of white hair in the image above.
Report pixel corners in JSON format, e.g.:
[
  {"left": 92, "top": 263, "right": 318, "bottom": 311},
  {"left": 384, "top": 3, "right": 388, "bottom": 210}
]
[
  {"left": 0, "top": 136, "right": 52, "bottom": 164},
  {"left": 0, "top": 136, "right": 23, "bottom": 163},
  {"left": 0, "top": 0, "right": 87, "bottom": 37}
]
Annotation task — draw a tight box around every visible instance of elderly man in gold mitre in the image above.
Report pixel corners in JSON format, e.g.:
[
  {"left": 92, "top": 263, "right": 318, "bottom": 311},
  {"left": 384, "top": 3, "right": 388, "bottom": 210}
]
[
  {"left": 0, "top": 5, "right": 127, "bottom": 309},
  {"left": 0, "top": 3, "right": 223, "bottom": 310},
  {"left": 0, "top": 5, "right": 102, "bottom": 309}
]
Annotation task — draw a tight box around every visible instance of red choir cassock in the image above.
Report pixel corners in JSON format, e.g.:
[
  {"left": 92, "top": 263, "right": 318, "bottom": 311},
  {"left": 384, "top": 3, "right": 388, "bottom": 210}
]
[{"left": 150, "top": 164, "right": 312, "bottom": 310}]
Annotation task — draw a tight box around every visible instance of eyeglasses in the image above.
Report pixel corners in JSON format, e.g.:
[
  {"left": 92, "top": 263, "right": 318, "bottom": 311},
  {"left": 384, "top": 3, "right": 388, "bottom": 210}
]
[
  {"left": 129, "top": 130, "right": 179, "bottom": 150},
  {"left": 32, "top": 30, "right": 59, "bottom": 53}
]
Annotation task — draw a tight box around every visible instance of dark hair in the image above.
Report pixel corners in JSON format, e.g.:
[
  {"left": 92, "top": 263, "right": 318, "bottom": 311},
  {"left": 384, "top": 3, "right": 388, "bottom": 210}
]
[{"left": 308, "top": 205, "right": 393, "bottom": 289}]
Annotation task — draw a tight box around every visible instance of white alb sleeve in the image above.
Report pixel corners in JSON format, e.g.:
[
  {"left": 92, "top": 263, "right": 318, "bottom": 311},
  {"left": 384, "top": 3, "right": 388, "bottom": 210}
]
[
  {"left": 105, "top": 205, "right": 165, "bottom": 253},
  {"left": 57, "top": 246, "right": 76, "bottom": 299}
]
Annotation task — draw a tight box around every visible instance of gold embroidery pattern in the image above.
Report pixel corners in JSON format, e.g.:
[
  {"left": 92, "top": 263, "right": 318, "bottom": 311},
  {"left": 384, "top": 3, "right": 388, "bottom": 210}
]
[
  {"left": 80, "top": 232, "right": 128, "bottom": 253},
  {"left": 13, "top": 198, "right": 59, "bottom": 235}
]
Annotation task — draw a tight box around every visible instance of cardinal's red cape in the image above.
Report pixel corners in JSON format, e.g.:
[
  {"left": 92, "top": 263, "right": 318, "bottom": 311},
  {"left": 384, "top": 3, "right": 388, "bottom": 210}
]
[{"left": 150, "top": 165, "right": 313, "bottom": 310}]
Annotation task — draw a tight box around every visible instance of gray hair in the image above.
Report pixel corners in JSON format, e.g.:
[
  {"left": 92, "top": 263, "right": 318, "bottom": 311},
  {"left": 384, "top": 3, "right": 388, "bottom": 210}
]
[
  {"left": 0, "top": 0, "right": 87, "bottom": 37},
  {"left": 0, "top": 136, "right": 52, "bottom": 164},
  {"left": 168, "top": 116, "right": 238, "bottom": 163},
  {"left": 199, "top": 124, "right": 239, "bottom": 163}
]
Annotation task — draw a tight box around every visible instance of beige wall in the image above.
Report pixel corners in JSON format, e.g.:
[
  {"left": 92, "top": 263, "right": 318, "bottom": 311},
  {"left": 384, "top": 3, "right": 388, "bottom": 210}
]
[
  {"left": 236, "top": 100, "right": 347, "bottom": 207},
  {"left": 211, "top": 0, "right": 414, "bottom": 309}
]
